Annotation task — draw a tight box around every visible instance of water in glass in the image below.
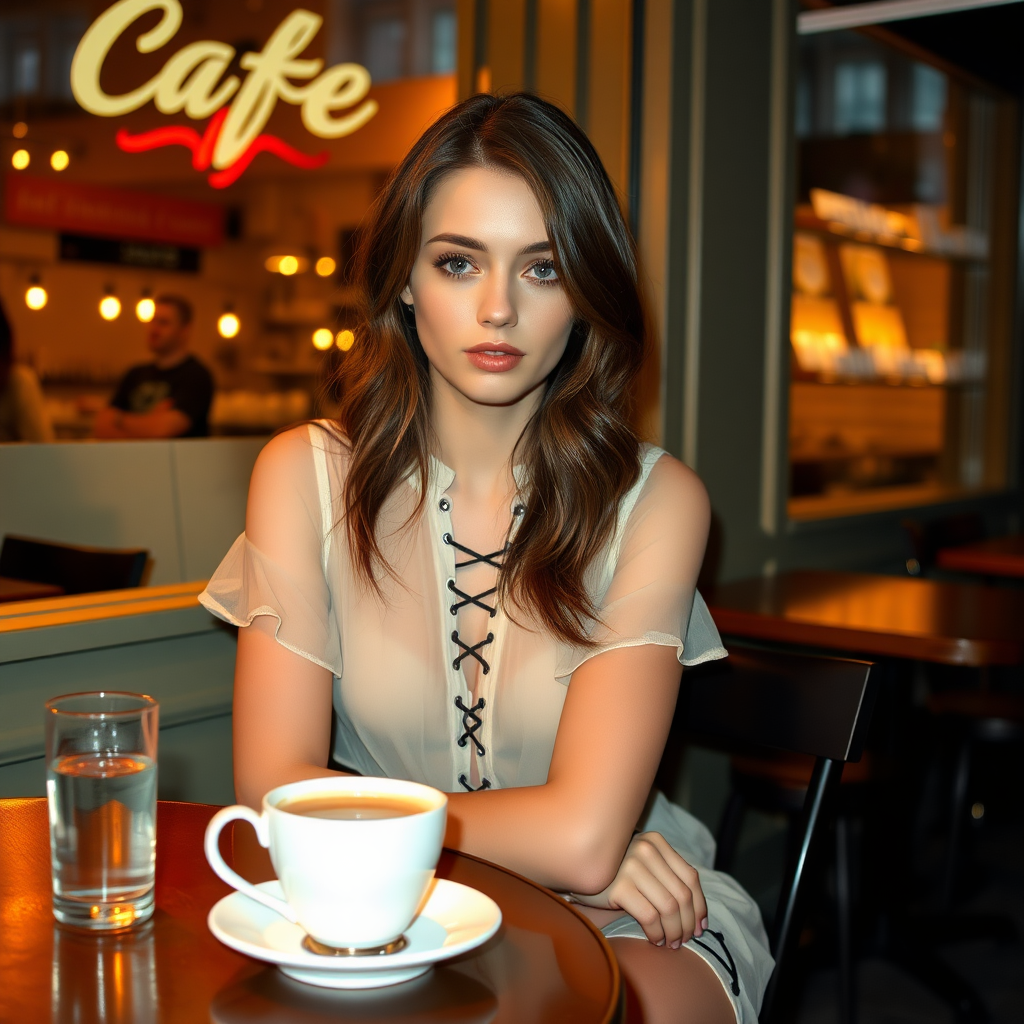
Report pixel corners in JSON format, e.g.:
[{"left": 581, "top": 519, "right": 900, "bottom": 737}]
[{"left": 48, "top": 751, "right": 157, "bottom": 928}]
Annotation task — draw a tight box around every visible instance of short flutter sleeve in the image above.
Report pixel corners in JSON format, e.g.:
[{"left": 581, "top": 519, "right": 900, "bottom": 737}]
[
  {"left": 555, "top": 451, "right": 727, "bottom": 682},
  {"left": 199, "top": 424, "right": 343, "bottom": 676}
]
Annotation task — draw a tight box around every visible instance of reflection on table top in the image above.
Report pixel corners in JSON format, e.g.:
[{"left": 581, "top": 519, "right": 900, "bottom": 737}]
[
  {"left": 0, "top": 576, "right": 64, "bottom": 604},
  {"left": 0, "top": 799, "right": 621, "bottom": 1024},
  {"left": 936, "top": 536, "right": 1024, "bottom": 579},
  {"left": 708, "top": 569, "right": 1024, "bottom": 666}
]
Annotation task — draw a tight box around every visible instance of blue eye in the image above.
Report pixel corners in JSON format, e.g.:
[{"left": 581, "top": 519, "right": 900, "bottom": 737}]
[
  {"left": 528, "top": 260, "right": 558, "bottom": 283},
  {"left": 434, "top": 253, "right": 474, "bottom": 277}
]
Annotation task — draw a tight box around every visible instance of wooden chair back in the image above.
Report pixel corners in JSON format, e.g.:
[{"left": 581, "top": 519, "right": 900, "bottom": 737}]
[
  {"left": 670, "top": 643, "right": 877, "bottom": 1024},
  {"left": 0, "top": 535, "right": 149, "bottom": 595}
]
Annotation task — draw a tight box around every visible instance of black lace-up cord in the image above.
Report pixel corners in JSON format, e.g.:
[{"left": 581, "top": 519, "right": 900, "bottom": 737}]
[
  {"left": 451, "top": 630, "right": 495, "bottom": 674},
  {"left": 444, "top": 535, "right": 507, "bottom": 570},
  {"left": 445, "top": 533, "right": 507, "bottom": 793},
  {"left": 454, "top": 695, "right": 487, "bottom": 755},
  {"left": 444, "top": 534, "right": 505, "bottom": 675},
  {"left": 691, "top": 929, "right": 740, "bottom": 996},
  {"left": 447, "top": 579, "right": 497, "bottom": 617}
]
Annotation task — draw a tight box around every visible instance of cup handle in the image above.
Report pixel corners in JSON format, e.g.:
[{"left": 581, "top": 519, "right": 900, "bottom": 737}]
[{"left": 204, "top": 804, "right": 297, "bottom": 924}]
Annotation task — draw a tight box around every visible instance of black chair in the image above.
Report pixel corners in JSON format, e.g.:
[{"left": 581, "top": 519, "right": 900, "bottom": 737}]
[
  {"left": 0, "top": 534, "right": 148, "bottom": 595},
  {"left": 901, "top": 512, "right": 986, "bottom": 577},
  {"left": 664, "top": 644, "right": 877, "bottom": 1024}
]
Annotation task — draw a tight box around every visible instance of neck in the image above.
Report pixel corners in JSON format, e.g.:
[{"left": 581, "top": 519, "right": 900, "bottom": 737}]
[
  {"left": 154, "top": 348, "right": 189, "bottom": 371},
  {"left": 429, "top": 368, "right": 541, "bottom": 500}
]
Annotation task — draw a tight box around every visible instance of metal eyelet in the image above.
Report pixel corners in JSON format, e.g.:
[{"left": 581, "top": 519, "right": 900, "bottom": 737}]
[
  {"left": 442, "top": 533, "right": 452, "bottom": 545},
  {"left": 513, "top": 504, "right": 526, "bottom": 517},
  {"left": 439, "top": 498, "right": 451, "bottom": 512}
]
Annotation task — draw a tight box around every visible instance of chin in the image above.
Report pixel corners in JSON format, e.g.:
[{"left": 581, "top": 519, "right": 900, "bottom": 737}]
[{"left": 461, "top": 376, "right": 547, "bottom": 408}]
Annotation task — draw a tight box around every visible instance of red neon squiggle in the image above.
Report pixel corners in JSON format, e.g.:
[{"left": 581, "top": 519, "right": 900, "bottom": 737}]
[
  {"left": 114, "top": 108, "right": 328, "bottom": 187},
  {"left": 207, "top": 131, "right": 329, "bottom": 188}
]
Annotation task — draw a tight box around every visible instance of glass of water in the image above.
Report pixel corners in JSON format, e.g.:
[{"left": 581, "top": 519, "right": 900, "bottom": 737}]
[{"left": 45, "top": 692, "right": 159, "bottom": 930}]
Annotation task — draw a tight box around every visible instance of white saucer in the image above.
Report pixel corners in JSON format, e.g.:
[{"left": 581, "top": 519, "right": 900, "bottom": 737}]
[{"left": 208, "top": 878, "right": 501, "bottom": 989}]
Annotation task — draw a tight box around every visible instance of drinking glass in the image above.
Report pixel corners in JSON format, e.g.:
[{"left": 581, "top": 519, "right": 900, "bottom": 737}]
[{"left": 45, "top": 692, "right": 159, "bottom": 930}]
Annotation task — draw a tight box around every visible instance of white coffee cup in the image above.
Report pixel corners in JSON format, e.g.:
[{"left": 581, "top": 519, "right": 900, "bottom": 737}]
[{"left": 204, "top": 776, "right": 447, "bottom": 950}]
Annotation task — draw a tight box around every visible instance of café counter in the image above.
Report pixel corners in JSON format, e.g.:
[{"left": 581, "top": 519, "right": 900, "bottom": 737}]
[{"left": 0, "top": 582, "right": 235, "bottom": 803}]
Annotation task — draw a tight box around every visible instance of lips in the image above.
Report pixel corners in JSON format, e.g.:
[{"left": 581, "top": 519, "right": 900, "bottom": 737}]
[{"left": 465, "top": 342, "right": 524, "bottom": 373}]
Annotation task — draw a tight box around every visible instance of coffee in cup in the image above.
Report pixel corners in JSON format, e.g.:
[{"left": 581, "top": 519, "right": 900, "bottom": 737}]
[{"left": 204, "top": 777, "right": 447, "bottom": 951}]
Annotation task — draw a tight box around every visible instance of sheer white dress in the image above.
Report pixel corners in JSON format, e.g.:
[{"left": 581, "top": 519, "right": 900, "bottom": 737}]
[{"left": 200, "top": 422, "right": 773, "bottom": 1022}]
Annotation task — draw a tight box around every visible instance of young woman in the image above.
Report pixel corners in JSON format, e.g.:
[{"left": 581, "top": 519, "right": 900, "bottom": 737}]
[{"left": 201, "top": 92, "right": 771, "bottom": 1023}]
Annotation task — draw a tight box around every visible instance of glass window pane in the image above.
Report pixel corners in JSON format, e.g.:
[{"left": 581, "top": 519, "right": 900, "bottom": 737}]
[
  {"left": 788, "top": 29, "right": 1015, "bottom": 520},
  {"left": 431, "top": 9, "right": 457, "bottom": 74}
]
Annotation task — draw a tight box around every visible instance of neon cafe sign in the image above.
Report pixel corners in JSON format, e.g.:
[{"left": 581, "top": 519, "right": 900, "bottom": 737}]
[{"left": 71, "top": 0, "right": 379, "bottom": 188}]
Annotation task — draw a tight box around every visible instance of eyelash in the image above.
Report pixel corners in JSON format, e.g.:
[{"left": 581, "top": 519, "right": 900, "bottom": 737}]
[{"left": 432, "top": 252, "right": 559, "bottom": 285}]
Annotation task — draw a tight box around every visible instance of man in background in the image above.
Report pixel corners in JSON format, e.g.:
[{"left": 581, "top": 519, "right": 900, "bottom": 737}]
[{"left": 94, "top": 295, "right": 214, "bottom": 439}]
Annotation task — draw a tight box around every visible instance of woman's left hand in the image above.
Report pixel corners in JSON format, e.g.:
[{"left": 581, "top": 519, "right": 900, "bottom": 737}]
[{"left": 570, "top": 831, "right": 708, "bottom": 948}]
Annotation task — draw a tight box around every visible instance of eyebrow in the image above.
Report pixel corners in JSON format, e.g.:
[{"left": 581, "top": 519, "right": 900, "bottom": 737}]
[{"left": 425, "top": 233, "right": 553, "bottom": 256}]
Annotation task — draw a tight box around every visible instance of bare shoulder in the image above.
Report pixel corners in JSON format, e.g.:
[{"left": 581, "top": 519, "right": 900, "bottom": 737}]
[
  {"left": 253, "top": 422, "right": 348, "bottom": 480},
  {"left": 646, "top": 452, "right": 710, "bottom": 523}
]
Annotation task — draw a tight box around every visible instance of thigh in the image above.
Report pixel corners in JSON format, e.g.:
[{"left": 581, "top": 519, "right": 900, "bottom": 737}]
[{"left": 609, "top": 938, "right": 736, "bottom": 1024}]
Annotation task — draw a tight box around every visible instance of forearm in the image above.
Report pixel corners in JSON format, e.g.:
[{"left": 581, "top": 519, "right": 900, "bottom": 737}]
[
  {"left": 93, "top": 407, "right": 130, "bottom": 438},
  {"left": 118, "top": 409, "right": 190, "bottom": 438},
  {"left": 443, "top": 644, "right": 683, "bottom": 893},
  {"left": 94, "top": 406, "right": 190, "bottom": 439},
  {"left": 444, "top": 783, "right": 631, "bottom": 894}
]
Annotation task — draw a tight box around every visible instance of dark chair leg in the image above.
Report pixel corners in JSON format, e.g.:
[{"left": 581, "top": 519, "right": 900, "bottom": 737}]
[
  {"left": 761, "top": 757, "right": 843, "bottom": 1024},
  {"left": 836, "top": 814, "right": 855, "bottom": 1024},
  {"left": 941, "top": 732, "right": 972, "bottom": 910},
  {"left": 715, "top": 791, "right": 746, "bottom": 872}
]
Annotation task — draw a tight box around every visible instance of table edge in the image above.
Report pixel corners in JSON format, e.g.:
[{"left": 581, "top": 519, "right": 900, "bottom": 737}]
[
  {"left": 708, "top": 606, "right": 1021, "bottom": 667},
  {"left": 451, "top": 848, "right": 623, "bottom": 1024}
]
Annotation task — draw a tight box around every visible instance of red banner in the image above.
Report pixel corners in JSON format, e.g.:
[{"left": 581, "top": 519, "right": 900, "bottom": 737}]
[{"left": 3, "top": 175, "right": 224, "bottom": 248}]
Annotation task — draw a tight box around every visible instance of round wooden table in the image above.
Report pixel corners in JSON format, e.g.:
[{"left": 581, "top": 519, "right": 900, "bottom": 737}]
[{"left": 0, "top": 799, "right": 621, "bottom": 1023}]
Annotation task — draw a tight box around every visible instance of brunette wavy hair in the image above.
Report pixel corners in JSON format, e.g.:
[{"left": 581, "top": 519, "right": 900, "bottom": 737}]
[{"left": 333, "top": 91, "right": 645, "bottom": 647}]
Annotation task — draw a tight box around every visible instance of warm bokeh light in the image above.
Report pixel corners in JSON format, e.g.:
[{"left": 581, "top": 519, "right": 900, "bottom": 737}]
[
  {"left": 218, "top": 312, "right": 241, "bottom": 338},
  {"left": 136, "top": 297, "right": 155, "bottom": 322},
  {"left": 315, "top": 256, "right": 336, "bottom": 277},
  {"left": 50, "top": 149, "right": 69, "bottom": 171},
  {"left": 312, "top": 328, "right": 334, "bottom": 350},
  {"left": 335, "top": 329, "right": 355, "bottom": 351},
  {"left": 99, "top": 295, "right": 121, "bottom": 321},
  {"left": 264, "top": 254, "right": 306, "bottom": 275},
  {"left": 11, "top": 149, "right": 29, "bottom": 170},
  {"left": 12, "top": 122, "right": 27, "bottom": 139},
  {"left": 25, "top": 285, "right": 48, "bottom": 311}
]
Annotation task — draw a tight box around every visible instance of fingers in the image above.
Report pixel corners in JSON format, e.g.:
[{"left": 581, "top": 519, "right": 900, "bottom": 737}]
[
  {"left": 641, "top": 832, "right": 710, "bottom": 936},
  {"left": 608, "top": 858, "right": 683, "bottom": 946},
  {"left": 609, "top": 833, "right": 706, "bottom": 948}
]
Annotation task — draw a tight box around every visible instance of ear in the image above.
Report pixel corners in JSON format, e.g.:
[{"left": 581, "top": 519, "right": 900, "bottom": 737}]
[{"left": 400, "top": 284, "right": 414, "bottom": 306}]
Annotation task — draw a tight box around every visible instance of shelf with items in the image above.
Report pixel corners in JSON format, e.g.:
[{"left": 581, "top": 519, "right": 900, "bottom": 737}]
[
  {"left": 796, "top": 189, "right": 988, "bottom": 263},
  {"left": 788, "top": 218, "right": 983, "bottom": 389}
]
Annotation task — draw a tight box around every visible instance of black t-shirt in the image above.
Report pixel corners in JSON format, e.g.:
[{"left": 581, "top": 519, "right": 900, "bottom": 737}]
[{"left": 110, "top": 355, "right": 214, "bottom": 438}]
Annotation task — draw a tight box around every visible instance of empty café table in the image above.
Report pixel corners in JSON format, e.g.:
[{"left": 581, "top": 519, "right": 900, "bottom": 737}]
[
  {"left": 708, "top": 568, "right": 1023, "bottom": 1022},
  {"left": 0, "top": 576, "right": 64, "bottom": 603},
  {"left": 936, "top": 535, "right": 1024, "bottom": 580},
  {"left": 0, "top": 799, "right": 621, "bottom": 1024},
  {"left": 708, "top": 569, "right": 1024, "bottom": 667}
]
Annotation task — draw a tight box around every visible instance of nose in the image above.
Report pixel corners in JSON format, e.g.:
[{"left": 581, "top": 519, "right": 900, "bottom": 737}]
[{"left": 478, "top": 272, "right": 517, "bottom": 329}]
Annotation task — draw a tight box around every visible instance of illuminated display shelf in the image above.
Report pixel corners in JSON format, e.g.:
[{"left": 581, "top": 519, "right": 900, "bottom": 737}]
[{"left": 793, "top": 209, "right": 989, "bottom": 266}]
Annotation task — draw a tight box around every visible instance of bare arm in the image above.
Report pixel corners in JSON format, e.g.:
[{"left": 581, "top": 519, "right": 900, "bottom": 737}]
[
  {"left": 233, "top": 629, "right": 679, "bottom": 894},
  {"left": 232, "top": 452, "right": 709, "bottom": 896},
  {"left": 94, "top": 400, "right": 191, "bottom": 439}
]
